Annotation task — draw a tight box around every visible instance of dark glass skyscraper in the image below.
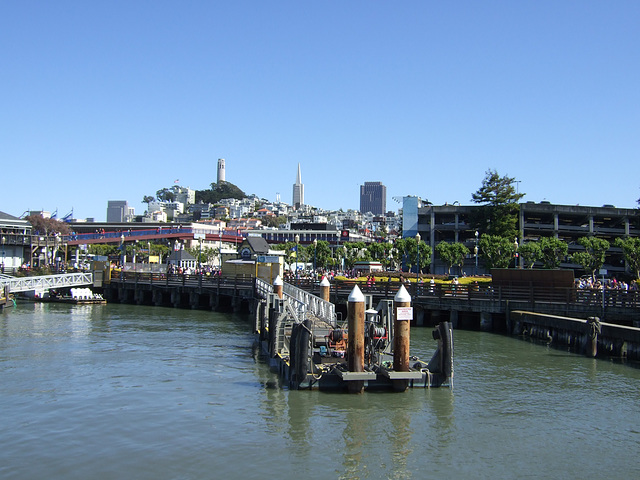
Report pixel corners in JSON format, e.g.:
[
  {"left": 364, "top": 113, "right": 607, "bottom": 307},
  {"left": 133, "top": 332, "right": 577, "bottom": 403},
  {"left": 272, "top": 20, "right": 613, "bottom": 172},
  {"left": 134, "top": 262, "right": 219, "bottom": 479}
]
[{"left": 359, "top": 181, "right": 386, "bottom": 215}]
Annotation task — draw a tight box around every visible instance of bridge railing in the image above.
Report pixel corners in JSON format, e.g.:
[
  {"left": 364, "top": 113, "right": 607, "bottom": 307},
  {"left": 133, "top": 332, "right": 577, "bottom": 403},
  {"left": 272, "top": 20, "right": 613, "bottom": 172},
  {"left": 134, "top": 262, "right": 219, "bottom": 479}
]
[
  {"left": 110, "top": 271, "right": 255, "bottom": 290},
  {"left": 289, "top": 278, "right": 640, "bottom": 308},
  {"left": 283, "top": 281, "right": 337, "bottom": 326},
  {"left": 0, "top": 272, "right": 94, "bottom": 293}
]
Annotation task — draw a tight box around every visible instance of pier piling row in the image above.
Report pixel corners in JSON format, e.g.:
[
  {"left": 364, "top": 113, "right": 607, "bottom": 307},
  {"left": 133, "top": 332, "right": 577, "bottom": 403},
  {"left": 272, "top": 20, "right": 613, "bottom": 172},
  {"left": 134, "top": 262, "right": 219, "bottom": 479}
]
[{"left": 510, "top": 311, "right": 640, "bottom": 360}]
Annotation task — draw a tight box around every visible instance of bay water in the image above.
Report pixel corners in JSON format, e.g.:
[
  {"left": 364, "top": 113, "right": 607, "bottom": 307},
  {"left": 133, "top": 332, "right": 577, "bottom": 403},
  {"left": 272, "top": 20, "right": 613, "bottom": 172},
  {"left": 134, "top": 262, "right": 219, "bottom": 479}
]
[{"left": 1, "top": 302, "right": 639, "bottom": 479}]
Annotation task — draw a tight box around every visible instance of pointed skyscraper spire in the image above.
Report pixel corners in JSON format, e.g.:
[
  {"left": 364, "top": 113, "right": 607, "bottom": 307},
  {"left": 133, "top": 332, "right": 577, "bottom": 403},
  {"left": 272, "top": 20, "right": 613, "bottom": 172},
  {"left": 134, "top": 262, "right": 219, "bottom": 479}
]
[{"left": 292, "top": 163, "right": 304, "bottom": 209}]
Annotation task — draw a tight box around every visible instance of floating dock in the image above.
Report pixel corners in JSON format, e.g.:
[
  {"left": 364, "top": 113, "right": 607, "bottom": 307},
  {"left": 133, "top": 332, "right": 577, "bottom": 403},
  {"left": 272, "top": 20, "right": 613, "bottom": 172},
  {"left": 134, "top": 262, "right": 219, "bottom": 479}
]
[{"left": 254, "top": 277, "right": 453, "bottom": 392}]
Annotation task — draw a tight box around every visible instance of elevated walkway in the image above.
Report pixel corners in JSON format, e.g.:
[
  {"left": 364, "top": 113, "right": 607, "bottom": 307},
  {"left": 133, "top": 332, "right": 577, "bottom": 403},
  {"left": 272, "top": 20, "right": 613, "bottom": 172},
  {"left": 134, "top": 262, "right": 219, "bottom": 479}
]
[{"left": 0, "top": 272, "right": 94, "bottom": 294}]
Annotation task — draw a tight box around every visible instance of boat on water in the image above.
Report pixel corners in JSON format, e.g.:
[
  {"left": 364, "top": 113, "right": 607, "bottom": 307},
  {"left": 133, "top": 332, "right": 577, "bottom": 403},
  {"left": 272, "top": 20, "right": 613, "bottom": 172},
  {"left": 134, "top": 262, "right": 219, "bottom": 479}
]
[
  {"left": 255, "top": 281, "right": 453, "bottom": 392},
  {"left": 35, "top": 287, "right": 107, "bottom": 305}
]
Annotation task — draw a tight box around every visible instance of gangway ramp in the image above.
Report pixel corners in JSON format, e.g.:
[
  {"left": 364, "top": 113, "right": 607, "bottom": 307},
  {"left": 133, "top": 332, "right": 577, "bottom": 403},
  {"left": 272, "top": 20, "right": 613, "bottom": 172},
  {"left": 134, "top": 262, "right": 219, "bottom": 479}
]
[{"left": 0, "top": 273, "right": 94, "bottom": 294}]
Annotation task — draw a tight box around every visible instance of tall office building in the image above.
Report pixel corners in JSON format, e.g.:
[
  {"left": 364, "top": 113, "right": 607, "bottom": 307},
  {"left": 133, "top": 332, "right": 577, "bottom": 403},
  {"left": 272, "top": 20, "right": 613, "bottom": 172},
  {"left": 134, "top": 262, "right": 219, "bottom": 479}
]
[
  {"left": 106, "top": 200, "right": 135, "bottom": 223},
  {"left": 360, "top": 181, "right": 387, "bottom": 215},
  {"left": 292, "top": 163, "right": 304, "bottom": 209},
  {"left": 217, "top": 158, "right": 226, "bottom": 184}
]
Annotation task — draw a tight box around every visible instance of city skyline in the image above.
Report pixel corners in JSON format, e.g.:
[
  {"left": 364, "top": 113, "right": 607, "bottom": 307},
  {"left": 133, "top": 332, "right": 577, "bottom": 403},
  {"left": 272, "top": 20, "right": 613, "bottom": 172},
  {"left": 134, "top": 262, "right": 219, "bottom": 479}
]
[{"left": 2, "top": 2, "right": 639, "bottom": 221}]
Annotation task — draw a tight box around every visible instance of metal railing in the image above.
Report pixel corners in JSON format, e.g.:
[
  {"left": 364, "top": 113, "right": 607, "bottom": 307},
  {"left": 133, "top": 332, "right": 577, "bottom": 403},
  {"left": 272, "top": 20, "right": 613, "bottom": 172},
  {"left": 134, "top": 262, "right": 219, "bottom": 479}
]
[
  {"left": 0, "top": 272, "right": 94, "bottom": 293},
  {"left": 283, "top": 281, "right": 337, "bottom": 326},
  {"left": 289, "top": 278, "right": 640, "bottom": 309}
]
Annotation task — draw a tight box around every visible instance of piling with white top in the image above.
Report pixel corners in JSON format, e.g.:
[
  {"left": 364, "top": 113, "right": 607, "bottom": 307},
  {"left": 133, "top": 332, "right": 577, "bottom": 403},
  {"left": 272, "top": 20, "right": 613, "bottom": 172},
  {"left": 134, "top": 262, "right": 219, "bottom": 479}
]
[
  {"left": 273, "top": 275, "right": 283, "bottom": 299},
  {"left": 347, "top": 285, "right": 365, "bottom": 394},
  {"left": 319, "top": 276, "right": 331, "bottom": 302},
  {"left": 393, "top": 285, "right": 412, "bottom": 391}
]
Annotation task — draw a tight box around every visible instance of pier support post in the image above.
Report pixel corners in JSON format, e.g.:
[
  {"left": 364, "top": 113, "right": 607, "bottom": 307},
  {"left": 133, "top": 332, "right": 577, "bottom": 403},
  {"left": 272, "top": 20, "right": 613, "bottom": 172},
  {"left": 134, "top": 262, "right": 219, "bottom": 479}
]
[
  {"left": 393, "top": 285, "right": 412, "bottom": 392},
  {"left": 152, "top": 289, "right": 163, "bottom": 307},
  {"left": 319, "top": 276, "right": 331, "bottom": 302},
  {"left": 273, "top": 275, "right": 283, "bottom": 299},
  {"left": 171, "top": 290, "right": 181, "bottom": 308},
  {"left": 449, "top": 310, "right": 458, "bottom": 329},
  {"left": 480, "top": 312, "right": 493, "bottom": 332},
  {"left": 347, "top": 285, "right": 365, "bottom": 394},
  {"left": 586, "top": 316, "right": 601, "bottom": 358},
  {"left": 190, "top": 292, "right": 200, "bottom": 309},
  {"left": 268, "top": 295, "right": 281, "bottom": 357}
]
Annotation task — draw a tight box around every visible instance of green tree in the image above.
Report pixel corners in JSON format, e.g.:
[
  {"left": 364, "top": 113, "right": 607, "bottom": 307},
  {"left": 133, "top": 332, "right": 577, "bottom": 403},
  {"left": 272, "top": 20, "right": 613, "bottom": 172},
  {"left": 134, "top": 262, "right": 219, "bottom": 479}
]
[
  {"left": 366, "top": 242, "right": 388, "bottom": 264},
  {"left": 615, "top": 237, "right": 640, "bottom": 279},
  {"left": 517, "top": 241, "right": 542, "bottom": 269},
  {"left": 156, "top": 188, "right": 175, "bottom": 202},
  {"left": 538, "top": 236, "right": 568, "bottom": 269},
  {"left": 306, "top": 240, "right": 332, "bottom": 270},
  {"left": 196, "top": 181, "right": 246, "bottom": 204},
  {"left": 25, "top": 214, "right": 71, "bottom": 236},
  {"left": 471, "top": 169, "right": 525, "bottom": 239},
  {"left": 88, "top": 244, "right": 118, "bottom": 256},
  {"left": 571, "top": 236, "right": 610, "bottom": 279},
  {"left": 435, "top": 242, "right": 469, "bottom": 275},
  {"left": 404, "top": 237, "right": 432, "bottom": 274},
  {"left": 479, "top": 234, "right": 516, "bottom": 269},
  {"left": 275, "top": 242, "right": 299, "bottom": 270}
]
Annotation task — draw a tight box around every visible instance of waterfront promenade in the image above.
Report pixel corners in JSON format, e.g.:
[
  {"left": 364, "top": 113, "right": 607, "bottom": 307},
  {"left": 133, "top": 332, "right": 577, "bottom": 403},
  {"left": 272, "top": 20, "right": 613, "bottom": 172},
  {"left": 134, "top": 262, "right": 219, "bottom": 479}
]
[{"left": 104, "top": 271, "right": 640, "bottom": 331}]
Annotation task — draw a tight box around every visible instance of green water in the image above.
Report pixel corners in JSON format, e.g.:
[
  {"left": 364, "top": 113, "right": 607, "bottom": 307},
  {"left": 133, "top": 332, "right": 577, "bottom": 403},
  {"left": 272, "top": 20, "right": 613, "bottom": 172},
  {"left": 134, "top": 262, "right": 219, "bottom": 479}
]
[{"left": 1, "top": 302, "right": 639, "bottom": 479}]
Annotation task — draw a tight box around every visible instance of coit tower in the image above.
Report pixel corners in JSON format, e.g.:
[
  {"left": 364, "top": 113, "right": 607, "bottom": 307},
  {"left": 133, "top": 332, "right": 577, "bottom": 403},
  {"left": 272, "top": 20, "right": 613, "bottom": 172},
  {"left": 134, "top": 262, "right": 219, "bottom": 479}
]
[{"left": 217, "top": 158, "right": 226, "bottom": 184}]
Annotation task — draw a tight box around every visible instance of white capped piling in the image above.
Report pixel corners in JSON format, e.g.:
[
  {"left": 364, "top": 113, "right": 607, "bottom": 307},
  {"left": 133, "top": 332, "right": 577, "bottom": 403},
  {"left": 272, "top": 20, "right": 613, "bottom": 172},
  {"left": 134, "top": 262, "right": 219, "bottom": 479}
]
[
  {"left": 394, "top": 284, "right": 412, "bottom": 371},
  {"left": 273, "top": 275, "right": 283, "bottom": 299},
  {"left": 347, "top": 285, "right": 365, "bottom": 394},
  {"left": 319, "top": 276, "right": 331, "bottom": 303}
]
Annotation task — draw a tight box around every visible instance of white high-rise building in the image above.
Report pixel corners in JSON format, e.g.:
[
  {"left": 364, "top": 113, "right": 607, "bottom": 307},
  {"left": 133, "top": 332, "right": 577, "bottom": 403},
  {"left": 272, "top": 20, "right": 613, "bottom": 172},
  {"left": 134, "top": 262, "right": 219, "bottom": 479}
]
[
  {"left": 217, "top": 158, "right": 226, "bottom": 184},
  {"left": 292, "top": 163, "right": 304, "bottom": 209}
]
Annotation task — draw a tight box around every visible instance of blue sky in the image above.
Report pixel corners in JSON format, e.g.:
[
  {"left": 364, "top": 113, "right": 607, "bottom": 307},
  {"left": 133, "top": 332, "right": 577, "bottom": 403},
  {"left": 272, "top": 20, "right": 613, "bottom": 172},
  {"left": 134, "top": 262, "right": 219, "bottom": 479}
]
[{"left": 2, "top": 1, "right": 639, "bottom": 221}]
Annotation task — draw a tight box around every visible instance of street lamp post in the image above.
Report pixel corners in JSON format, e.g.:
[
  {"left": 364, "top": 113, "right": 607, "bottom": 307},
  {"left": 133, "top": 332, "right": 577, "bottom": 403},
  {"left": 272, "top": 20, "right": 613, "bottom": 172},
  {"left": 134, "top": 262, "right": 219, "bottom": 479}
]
[
  {"left": 313, "top": 238, "right": 318, "bottom": 274},
  {"left": 1, "top": 236, "right": 6, "bottom": 273},
  {"left": 294, "top": 234, "right": 300, "bottom": 274},
  {"left": 415, "top": 232, "right": 421, "bottom": 283},
  {"left": 198, "top": 237, "right": 203, "bottom": 273},
  {"left": 219, "top": 232, "right": 223, "bottom": 269},
  {"left": 342, "top": 245, "right": 347, "bottom": 271},
  {"left": 474, "top": 230, "right": 479, "bottom": 276},
  {"left": 134, "top": 240, "right": 139, "bottom": 272},
  {"left": 120, "top": 234, "right": 125, "bottom": 267}
]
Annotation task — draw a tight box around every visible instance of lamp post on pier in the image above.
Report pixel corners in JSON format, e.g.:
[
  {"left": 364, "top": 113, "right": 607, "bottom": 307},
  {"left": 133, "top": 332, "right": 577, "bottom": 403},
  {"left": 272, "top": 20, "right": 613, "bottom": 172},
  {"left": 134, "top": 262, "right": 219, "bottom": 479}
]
[
  {"left": 415, "top": 232, "right": 421, "bottom": 283},
  {"left": 313, "top": 238, "right": 318, "bottom": 274},
  {"left": 120, "top": 234, "right": 125, "bottom": 267},
  {"left": 474, "top": 230, "right": 479, "bottom": 276},
  {"left": 294, "top": 234, "right": 300, "bottom": 276},
  {"left": 1, "top": 236, "right": 5, "bottom": 273}
]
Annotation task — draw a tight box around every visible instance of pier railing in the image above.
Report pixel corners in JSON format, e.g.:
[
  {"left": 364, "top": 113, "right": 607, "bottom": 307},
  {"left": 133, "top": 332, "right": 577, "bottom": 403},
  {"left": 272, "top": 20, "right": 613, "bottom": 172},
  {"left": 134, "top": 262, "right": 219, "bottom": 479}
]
[
  {"left": 110, "top": 271, "right": 255, "bottom": 291},
  {"left": 283, "top": 281, "right": 337, "bottom": 326},
  {"left": 289, "top": 278, "right": 640, "bottom": 309},
  {"left": 0, "top": 272, "right": 94, "bottom": 294}
]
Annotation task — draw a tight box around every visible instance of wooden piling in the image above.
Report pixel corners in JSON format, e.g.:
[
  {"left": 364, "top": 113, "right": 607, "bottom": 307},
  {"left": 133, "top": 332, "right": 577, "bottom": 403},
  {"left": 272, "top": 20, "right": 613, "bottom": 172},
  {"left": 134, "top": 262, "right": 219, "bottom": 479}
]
[
  {"left": 393, "top": 285, "right": 412, "bottom": 392},
  {"left": 273, "top": 275, "right": 283, "bottom": 299},
  {"left": 347, "top": 285, "right": 365, "bottom": 394},
  {"left": 319, "top": 276, "right": 331, "bottom": 302}
]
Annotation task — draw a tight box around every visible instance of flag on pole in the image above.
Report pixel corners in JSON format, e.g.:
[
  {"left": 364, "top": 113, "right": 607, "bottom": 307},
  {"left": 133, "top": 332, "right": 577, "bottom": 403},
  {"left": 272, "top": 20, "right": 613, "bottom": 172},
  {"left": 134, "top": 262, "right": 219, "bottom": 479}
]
[
  {"left": 291, "top": 245, "right": 297, "bottom": 258},
  {"left": 174, "top": 179, "right": 180, "bottom": 184}
]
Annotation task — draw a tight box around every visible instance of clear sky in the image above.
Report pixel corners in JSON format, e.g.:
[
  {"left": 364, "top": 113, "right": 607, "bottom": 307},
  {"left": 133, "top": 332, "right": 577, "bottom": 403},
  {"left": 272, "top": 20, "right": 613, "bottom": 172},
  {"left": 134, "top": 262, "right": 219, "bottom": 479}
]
[{"left": 2, "top": 1, "right": 639, "bottom": 221}]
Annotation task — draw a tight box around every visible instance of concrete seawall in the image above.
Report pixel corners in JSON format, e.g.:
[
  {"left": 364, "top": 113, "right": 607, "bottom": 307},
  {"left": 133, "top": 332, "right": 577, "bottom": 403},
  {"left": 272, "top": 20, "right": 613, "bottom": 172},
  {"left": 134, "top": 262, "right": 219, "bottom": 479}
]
[{"left": 510, "top": 310, "right": 640, "bottom": 361}]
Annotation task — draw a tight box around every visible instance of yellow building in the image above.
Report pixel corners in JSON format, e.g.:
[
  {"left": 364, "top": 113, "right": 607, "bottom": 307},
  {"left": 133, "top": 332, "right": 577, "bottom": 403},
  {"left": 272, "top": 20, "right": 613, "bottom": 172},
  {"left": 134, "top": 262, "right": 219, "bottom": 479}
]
[{"left": 221, "top": 236, "right": 284, "bottom": 283}]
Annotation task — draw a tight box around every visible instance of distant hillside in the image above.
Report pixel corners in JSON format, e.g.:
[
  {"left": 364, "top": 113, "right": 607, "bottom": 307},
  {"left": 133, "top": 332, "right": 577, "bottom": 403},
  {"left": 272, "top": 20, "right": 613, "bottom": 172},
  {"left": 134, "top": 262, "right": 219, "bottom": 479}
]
[{"left": 195, "top": 181, "right": 246, "bottom": 204}]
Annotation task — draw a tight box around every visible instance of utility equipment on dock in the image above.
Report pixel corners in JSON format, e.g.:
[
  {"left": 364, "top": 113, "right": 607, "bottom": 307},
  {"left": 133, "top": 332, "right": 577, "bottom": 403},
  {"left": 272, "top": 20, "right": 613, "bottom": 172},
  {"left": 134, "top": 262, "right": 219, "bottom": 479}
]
[{"left": 254, "top": 278, "right": 453, "bottom": 392}]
